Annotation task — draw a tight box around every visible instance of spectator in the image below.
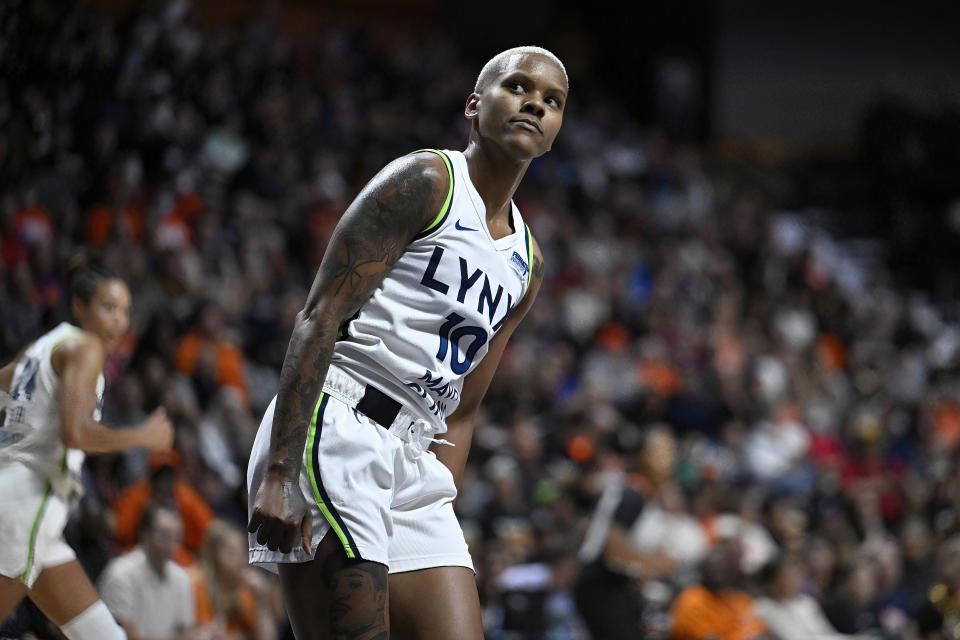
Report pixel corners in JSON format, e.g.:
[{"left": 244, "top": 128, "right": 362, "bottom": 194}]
[
  {"left": 190, "top": 520, "right": 280, "bottom": 640},
  {"left": 113, "top": 450, "right": 214, "bottom": 565},
  {"left": 899, "top": 516, "right": 937, "bottom": 611},
  {"left": 821, "top": 554, "right": 883, "bottom": 638},
  {"left": 754, "top": 553, "right": 864, "bottom": 640},
  {"left": 668, "top": 538, "right": 769, "bottom": 640},
  {"left": 175, "top": 300, "right": 249, "bottom": 409},
  {"left": 574, "top": 425, "right": 693, "bottom": 639},
  {"left": 912, "top": 534, "right": 960, "bottom": 640},
  {"left": 99, "top": 504, "right": 197, "bottom": 640}
]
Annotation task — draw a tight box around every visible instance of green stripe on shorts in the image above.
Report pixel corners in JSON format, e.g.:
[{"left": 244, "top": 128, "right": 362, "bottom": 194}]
[
  {"left": 21, "top": 482, "right": 52, "bottom": 584},
  {"left": 305, "top": 393, "right": 357, "bottom": 559}
]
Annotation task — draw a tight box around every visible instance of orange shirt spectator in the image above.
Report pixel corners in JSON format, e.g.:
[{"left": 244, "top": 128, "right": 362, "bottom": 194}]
[
  {"left": 113, "top": 451, "right": 214, "bottom": 566},
  {"left": 190, "top": 520, "right": 277, "bottom": 640},
  {"left": 669, "top": 585, "right": 768, "bottom": 640},
  {"left": 670, "top": 538, "right": 769, "bottom": 640},
  {"left": 175, "top": 301, "right": 250, "bottom": 408},
  {"left": 86, "top": 203, "right": 144, "bottom": 246},
  {"left": 191, "top": 571, "right": 259, "bottom": 636}
]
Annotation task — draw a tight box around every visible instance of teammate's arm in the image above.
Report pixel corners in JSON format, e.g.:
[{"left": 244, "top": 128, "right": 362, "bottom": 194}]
[
  {"left": 248, "top": 152, "right": 448, "bottom": 554},
  {"left": 54, "top": 334, "right": 173, "bottom": 452},
  {"left": 433, "top": 238, "right": 545, "bottom": 490}
]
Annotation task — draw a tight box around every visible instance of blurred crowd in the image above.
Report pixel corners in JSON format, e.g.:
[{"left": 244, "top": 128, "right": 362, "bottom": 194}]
[{"left": 3, "top": 1, "right": 960, "bottom": 639}]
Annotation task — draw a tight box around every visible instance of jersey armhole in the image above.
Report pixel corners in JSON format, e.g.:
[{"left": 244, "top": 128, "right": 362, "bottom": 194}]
[
  {"left": 48, "top": 334, "right": 79, "bottom": 379},
  {"left": 522, "top": 222, "right": 534, "bottom": 296},
  {"left": 410, "top": 149, "right": 454, "bottom": 240}
]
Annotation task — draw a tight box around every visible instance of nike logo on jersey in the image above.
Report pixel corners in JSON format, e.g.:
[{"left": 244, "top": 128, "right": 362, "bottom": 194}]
[{"left": 455, "top": 220, "right": 477, "bottom": 231}]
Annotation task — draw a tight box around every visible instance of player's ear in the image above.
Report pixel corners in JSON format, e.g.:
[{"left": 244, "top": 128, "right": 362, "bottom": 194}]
[
  {"left": 464, "top": 93, "right": 480, "bottom": 119},
  {"left": 70, "top": 297, "right": 85, "bottom": 323}
]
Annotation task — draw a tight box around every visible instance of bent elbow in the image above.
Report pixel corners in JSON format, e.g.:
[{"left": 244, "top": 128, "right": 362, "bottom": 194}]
[
  {"left": 60, "top": 424, "right": 83, "bottom": 449},
  {"left": 296, "top": 297, "right": 345, "bottom": 334},
  {"left": 295, "top": 306, "right": 320, "bottom": 328}
]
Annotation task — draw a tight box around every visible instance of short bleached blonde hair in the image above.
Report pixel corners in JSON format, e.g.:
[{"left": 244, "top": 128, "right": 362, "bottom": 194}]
[{"left": 474, "top": 46, "right": 568, "bottom": 94}]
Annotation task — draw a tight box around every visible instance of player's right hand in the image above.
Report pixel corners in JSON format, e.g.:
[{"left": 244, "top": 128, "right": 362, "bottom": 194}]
[
  {"left": 141, "top": 407, "right": 174, "bottom": 449},
  {"left": 248, "top": 472, "right": 313, "bottom": 555}
]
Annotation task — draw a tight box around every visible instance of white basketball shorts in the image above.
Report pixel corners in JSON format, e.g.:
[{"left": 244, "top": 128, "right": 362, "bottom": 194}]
[
  {"left": 247, "top": 371, "right": 473, "bottom": 575},
  {"left": 0, "top": 460, "right": 77, "bottom": 588}
]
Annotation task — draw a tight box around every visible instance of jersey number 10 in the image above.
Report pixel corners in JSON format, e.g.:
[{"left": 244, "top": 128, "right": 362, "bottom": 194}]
[{"left": 436, "top": 313, "right": 488, "bottom": 375}]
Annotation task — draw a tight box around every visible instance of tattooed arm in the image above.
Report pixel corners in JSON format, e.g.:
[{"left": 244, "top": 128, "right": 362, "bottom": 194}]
[
  {"left": 248, "top": 152, "right": 449, "bottom": 554},
  {"left": 432, "top": 236, "right": 545, "bottom": 491}
]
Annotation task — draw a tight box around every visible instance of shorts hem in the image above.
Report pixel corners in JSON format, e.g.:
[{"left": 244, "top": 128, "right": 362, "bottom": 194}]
[
  {"left": 1, "top": 541, "right": 76, "bottom": 589},
  {"left": 249, "top": 547, "right": 312, "bottom": 573},
  {"left": 0, "top": 566, "right": 29, "bottom": 586},
  {"left": 249, "top": 542, "right": 388, "bottom": 570},
  {"left": 388, "top": 554, "right": 475, "bottom": 575}
]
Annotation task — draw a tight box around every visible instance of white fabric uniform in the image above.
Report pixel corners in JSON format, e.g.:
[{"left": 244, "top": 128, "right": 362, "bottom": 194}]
[
  {"left": 0, "top": 322, "right": 104, "bottom": 587},
  {"left": 249, "top": 149, "right": 534, "bottom": 573},
  {"left": 332, "top": 148, "right": 533, "bottom": 424}
]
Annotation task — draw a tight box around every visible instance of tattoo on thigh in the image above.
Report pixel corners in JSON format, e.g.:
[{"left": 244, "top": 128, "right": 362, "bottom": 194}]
[{"left": 327, "top": 560, "right": 388, "bottom": 640}]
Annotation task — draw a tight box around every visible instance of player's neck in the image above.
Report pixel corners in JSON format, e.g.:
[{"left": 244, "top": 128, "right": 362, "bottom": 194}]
[{"left": 463, "top": 141, "right": 528, "bottom": 226}]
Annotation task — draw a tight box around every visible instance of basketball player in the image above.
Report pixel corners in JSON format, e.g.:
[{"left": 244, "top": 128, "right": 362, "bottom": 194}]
[
  {"left": 0, "top": 259, "right": 174, "bottom": 639},
  {"left": 247, "top": 46, "right": 567, "bottom": 638}
]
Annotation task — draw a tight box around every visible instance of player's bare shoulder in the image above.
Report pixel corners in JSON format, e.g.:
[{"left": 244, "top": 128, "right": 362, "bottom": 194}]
[{"left": 50, "top": 331, "right": 105, "bottom": 376}]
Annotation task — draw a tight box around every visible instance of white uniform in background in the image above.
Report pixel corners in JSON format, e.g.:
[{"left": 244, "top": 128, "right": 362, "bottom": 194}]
[
  {"left": 0, "top": 322, "right": 104, "bottom": 587},
  {"left": 249, "top": 148, "right": 535, "bottom": 573}
]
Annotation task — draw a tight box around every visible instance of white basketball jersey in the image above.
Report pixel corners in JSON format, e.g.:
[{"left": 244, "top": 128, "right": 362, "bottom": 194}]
[
  {"left": 332, "top": 149, "right": 534, "bottom": 428},
  {"left": 0, "top": 322, "right": 104, "bottom": 497}
]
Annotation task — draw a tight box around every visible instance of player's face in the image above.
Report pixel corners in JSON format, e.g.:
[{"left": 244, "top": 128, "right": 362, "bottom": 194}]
[
  {"left": 74, "top": 279, "right": 131, "bottom": 353},
  {"left": 470, "top": 53, "right": 567, "bottom": 159}
]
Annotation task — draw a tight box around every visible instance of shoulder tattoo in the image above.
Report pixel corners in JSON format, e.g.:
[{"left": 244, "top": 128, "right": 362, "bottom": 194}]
[
  {"left": 532, "top": 252, "right": 545, "bottom": 280},
  {"left": 324, "top": 160, "right": 441, "bottom": 309}
]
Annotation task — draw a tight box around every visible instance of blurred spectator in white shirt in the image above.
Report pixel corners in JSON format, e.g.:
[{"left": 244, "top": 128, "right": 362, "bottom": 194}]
[{"left": 99, "top": 504, "right": 197, "bottom": 640}]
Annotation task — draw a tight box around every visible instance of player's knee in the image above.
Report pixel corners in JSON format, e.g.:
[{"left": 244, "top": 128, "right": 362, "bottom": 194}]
[{"left": 60, "top": 600, "right": 126, "bottom": 640}]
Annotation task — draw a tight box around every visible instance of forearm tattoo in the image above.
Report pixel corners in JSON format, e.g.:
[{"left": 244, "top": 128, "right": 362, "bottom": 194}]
[{"left": 268, "top": 157, "right": 443, "bottom": 479}]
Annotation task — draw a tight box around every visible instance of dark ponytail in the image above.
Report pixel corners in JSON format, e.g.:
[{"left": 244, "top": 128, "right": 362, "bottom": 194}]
[{"left": 65, "top": 251, "right": 121, "bottom": 303}]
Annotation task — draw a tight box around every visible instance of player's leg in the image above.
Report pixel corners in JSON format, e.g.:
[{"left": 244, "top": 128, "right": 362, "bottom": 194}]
[
  {"left": 26, "top": 560, "right": 126, "bottom": 639},
  {"left": 0, "top": 463, "right": 47, "bottom": 621},
  {"left": 387, "top": 455, "right": 482, "bottom": 639},
  {"left": 388, "top": 566, "right": 482, "bottom": 640},
  {"left": 279, "top": 530, "right": 389, "bottom": 640},
  {"left": 0, "top": 574, "right": 27, "bottom": 621},
  {"left": 256, "top": 394, "right": 397, "bottom": 639}
]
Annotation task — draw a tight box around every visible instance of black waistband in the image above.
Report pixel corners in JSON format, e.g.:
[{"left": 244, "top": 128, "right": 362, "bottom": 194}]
[{"left": 354, "top": 384, "right": 401, "bottom": 428}]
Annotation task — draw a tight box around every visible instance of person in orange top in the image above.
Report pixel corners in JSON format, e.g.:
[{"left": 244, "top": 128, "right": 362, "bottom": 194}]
[
  {"left": 85, "top": 203, "right": 144, "bottom": 247},
  {"left": 669, "top": 538, "right": 770, "bottom": 640},
  {"left": 113, "top": 450, "right": 214, "bottom": 566},
  {"left": 175, "top": 301, "right": 249, "bottom": 409},
  {"left": 191, "top": 520, "right": 279, "bottom": 640}
]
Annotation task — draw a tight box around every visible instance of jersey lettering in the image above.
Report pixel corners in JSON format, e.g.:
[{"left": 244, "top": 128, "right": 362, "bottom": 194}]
[
  {"left": 11, "top": 357, "right": 40, "bottom": 401},
  {"left": 457, "top": 258, "right": 483, "bottom": 303},
  {"left": 419, "top": 246, "right": 513, "bottom": 331}
]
